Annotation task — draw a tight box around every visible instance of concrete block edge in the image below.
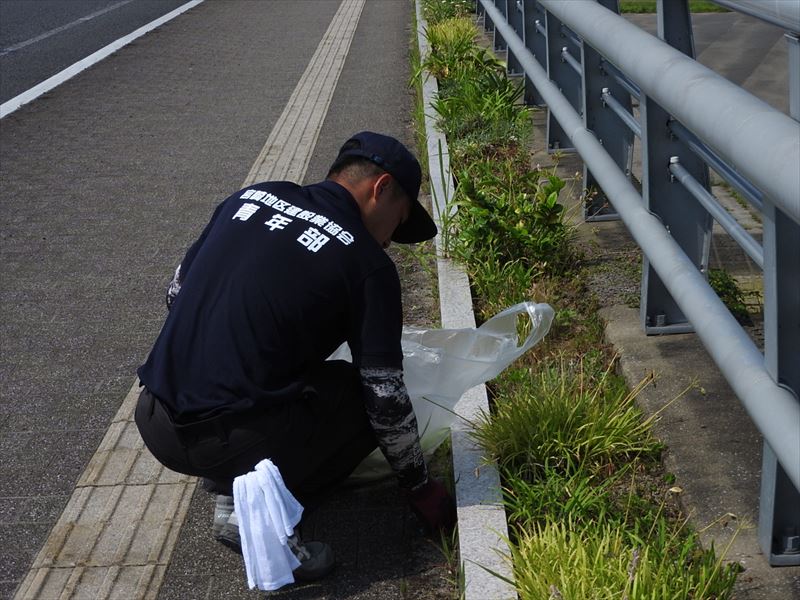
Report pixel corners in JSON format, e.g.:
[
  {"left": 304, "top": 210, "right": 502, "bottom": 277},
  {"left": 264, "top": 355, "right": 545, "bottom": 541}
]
[{"left": 414, "top": 2, "right": 516, "bottom": 599}]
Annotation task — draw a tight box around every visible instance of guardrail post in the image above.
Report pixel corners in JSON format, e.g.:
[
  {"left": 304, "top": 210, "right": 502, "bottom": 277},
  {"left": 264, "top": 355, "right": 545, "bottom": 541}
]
[
  {"left": 545, "top": 11, "right": 578, "bottom": 152},
  {"left": 757, "top": 30, "right": 800, "bottom": 567},
  {"left": 482, "top": 0, "right": 495, "bottom": 37},
  {"left": 506, "top": 0, "right": 524, "bottom": 76},
  {"left": 493, "top": 1, "right": 507, "bottom": 52},
  {"left": 639, "top": 0, "right": 712, "bottom": 334},
  {"left": 581, "top": 0, "right": 628, "bottom": 221},
  {"left": 522, "top": 0, "right": 547, "bottom": 106},
  {"left": 759, "top": 197, "right": 800, "bottom": 567}
]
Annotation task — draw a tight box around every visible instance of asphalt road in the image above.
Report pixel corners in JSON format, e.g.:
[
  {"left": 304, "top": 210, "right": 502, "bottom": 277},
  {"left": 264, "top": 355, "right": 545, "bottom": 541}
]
[{"left": 0, "top": 0, "right": 191, "bottom": 103}]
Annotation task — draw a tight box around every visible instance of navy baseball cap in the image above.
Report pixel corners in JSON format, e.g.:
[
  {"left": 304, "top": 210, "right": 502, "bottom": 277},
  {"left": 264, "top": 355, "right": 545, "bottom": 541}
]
[{"left": 334, "top": 131, "right": 437, "bottom": 244}]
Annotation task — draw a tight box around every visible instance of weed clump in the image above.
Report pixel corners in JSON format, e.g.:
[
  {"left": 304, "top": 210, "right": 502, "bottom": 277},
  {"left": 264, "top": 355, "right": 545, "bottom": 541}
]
[
  {"left": 708, "top": 268, "right": 753, "bottom": 325},
  {"left": 508, "top": 518, "right": 739, "bottom": 600},
  {"left": 474, "top": 361, "right": 662, "bottom": 482}
]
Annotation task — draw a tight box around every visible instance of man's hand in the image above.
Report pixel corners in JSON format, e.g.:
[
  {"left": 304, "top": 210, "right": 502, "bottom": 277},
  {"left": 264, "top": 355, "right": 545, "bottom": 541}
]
[{"left": 406, "top": 478, "right": 456, "bottom": 533}]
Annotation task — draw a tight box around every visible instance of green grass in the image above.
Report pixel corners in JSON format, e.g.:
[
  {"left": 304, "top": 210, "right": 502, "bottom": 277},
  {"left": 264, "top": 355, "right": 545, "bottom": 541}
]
[
  {"left": 421, "top": 0, "right": 473, "bottom": 23},
  {"left": 506, "top": 518, "right": 739, "bottom": 599},
  {"left": 620, "top": 0, "right": 729, "bottom": 13},
  {"left": 413, "top": 1, "right": 740, "bottom": 596},
  {"left": 438, "top": 526, "right": 465, "bottom": 600},
  {"left": 473, "top": 360, "right": 662, "bottom": 481},
  {"left": 500, "top": 462, "right": 740, "bottom": 599}
]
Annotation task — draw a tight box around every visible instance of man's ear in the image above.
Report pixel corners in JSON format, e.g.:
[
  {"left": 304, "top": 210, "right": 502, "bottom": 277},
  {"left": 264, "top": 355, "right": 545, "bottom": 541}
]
[{"left": 373, "top": 172, "right": 393, "bottom": 200}]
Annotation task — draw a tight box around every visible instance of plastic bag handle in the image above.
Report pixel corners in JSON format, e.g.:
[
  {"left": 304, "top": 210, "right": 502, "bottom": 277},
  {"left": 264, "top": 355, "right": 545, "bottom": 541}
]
[{"left": 477, "top": 301, "right": 555, "bottom": 358}]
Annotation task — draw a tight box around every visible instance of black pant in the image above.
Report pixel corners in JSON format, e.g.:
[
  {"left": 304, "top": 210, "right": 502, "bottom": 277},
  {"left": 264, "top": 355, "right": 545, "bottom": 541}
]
[{"left": 135, "top": 361, "right": 378, "bottom": 505}]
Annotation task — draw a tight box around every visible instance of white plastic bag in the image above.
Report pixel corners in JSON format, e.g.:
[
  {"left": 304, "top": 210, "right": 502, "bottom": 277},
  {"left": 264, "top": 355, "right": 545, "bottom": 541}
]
[{"left": 335, "top": 301, "right": 554, "bottom": 481}]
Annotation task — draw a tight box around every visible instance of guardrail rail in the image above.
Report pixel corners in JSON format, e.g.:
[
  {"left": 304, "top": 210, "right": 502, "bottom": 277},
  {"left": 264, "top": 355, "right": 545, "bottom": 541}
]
[{"left": 475, "top": 0, "right": 800, "bottom": 566}]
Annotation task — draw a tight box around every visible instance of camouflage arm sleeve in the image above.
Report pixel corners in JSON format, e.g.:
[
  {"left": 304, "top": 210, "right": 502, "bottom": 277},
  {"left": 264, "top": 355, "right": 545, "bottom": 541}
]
[
  {"left": 165, "top": 264, "right": 182, "bottom": 310},
  {"left": 359, "top": 366, "right": 428, "bottom": 491}
]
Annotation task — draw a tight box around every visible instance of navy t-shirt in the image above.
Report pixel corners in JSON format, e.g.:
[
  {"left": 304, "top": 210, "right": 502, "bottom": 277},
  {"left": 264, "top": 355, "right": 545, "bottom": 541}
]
[{"left": 137, "top": 180, "right": 403, "bottom": 421}]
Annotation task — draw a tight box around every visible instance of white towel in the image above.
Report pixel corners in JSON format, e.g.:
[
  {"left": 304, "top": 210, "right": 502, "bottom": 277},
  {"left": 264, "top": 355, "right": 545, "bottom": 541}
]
[{"left": 233, "top": 459, "right": 304, "bottom": 591}]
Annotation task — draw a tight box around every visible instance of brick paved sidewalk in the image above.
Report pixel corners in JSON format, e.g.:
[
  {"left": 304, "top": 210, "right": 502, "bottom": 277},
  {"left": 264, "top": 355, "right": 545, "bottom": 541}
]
[{"left": 1, "top": 1, "right": 453, "bottom": 598}]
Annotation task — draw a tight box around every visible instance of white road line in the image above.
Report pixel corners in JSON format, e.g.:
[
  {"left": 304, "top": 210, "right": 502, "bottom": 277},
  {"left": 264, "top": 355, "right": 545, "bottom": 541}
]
[
  {"left": 0, "top": 0, "right": 136, "bottom": 57},
  {"left": 12, "top": 1, "right": 367, "bottom": 597},
  {"left": 0, "top": 0, "right": 205, "bottom": 119}
]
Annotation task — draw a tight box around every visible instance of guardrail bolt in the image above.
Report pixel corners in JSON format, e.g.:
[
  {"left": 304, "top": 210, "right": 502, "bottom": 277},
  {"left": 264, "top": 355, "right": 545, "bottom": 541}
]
[{"left": 669, "top": 156, "right": 680, "bottom": 182}]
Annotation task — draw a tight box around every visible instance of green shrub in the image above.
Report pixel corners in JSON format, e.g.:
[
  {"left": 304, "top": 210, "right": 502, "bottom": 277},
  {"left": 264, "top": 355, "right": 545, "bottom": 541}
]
[
  {"left": 433, "top": 69, "right": 529, "bottom": 141},
  {"left": 417, "top": 1, "right": 739, "bottom": 596},
  {"left": 422, "top": 0, "right": 474, "bottom": 23},
  {"left": 708, "top": 268, "right": 752, "bottom": 325},
  {"left": 449, "top": 161, "right": 572, "bottom": 274}
]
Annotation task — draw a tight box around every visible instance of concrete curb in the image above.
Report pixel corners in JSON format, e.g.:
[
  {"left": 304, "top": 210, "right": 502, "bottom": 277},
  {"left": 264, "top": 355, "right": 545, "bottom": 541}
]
[{"left": 413, "top": 3, "right": 516, "bottom": 599}]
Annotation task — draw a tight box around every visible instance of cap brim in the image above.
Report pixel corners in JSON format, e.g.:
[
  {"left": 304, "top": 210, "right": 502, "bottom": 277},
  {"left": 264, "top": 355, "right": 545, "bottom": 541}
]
[{"left": 392, "top": 199, "right": 438, "bottom": 244}]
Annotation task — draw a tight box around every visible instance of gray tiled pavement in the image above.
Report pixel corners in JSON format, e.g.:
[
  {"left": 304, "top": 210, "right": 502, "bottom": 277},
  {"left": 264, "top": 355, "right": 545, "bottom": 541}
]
[{"left": 2, "top": 1, "right": 451, "bottom": 598}]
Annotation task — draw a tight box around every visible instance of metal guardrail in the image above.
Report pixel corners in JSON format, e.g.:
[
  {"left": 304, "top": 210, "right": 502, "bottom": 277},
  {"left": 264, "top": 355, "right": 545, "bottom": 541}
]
[
  {"left": 711, "top": 0, "right": 800, "bottom": 31},
  {"left": 475, "top": 0, "right": 800, "bottom": 566}
]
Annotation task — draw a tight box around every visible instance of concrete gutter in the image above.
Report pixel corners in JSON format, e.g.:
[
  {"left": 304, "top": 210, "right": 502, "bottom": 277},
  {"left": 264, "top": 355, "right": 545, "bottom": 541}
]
[{"left": 414, "top": 2, "right": 516, "bottom": 599}]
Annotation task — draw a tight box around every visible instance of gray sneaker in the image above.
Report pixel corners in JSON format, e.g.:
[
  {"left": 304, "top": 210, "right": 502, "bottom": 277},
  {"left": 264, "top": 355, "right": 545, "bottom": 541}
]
[
  {"left": 212, "top": 495, "right": 234, "bottom": 539},
  {"left": 215, "top": 507, "right": 242, "bottom": 552},
  {"left": 213, "top": 511, "right": 335, "bottom": 581},
  {"left": 287, "top": 534, "right": 335, "bottom": 581}
]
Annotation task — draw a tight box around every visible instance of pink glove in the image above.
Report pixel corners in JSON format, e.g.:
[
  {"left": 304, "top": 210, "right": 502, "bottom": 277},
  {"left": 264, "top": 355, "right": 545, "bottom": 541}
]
[{"left": 406, "top": 478, "right": 457, "bottom": 532}]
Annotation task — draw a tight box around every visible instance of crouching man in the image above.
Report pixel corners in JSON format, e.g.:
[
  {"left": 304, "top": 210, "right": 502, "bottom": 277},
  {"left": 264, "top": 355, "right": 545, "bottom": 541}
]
[{"left": 135, "top": 132, "right": 456, "bottom": 581}]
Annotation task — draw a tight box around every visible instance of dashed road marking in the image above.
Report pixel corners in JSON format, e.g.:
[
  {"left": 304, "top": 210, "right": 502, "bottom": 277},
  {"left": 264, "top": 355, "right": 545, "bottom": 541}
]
[{"left": 0, "top": 0, "right": 136, "bottom": 57}]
